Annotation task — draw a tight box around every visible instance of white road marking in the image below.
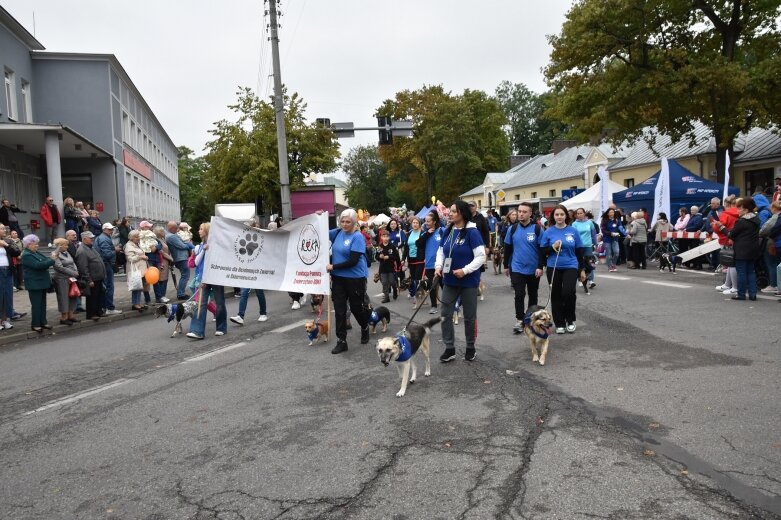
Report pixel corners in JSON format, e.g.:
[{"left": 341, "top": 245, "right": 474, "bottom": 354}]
[
  {"left": 642, "top": 281, "right": 692, "bottom": 289},
  {"left": 184, "top": 342, "right": 248, "bottom": 362},
  {"left": 269, "top": 320, "right": 308, "bottom": 333},
  {"left": 676, "top": 268, "right": 718, "bottom": 276},
  {"left": 23, "top": 378, "right": 133, "bottom": 416},
  {"left": 373, "top": 293, "right": 385, "bottom": 298},
  {"left": 600, "top": 275, "right": 631, "bottom": 280}
]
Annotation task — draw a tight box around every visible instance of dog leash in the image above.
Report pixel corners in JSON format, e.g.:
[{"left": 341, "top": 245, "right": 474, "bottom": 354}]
[
  {"left": 401, "top": 274, "right": 441, "bottom": 334},
  {"left": 543, "top": 247, "right": 562, "bottom": 310}
]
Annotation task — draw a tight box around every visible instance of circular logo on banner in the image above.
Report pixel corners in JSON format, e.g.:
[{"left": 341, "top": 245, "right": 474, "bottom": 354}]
[
  {"left": 298, "top": 224, "right": 321, "bottom": 265},
  {"left": 234, "top": 230, "right": 264, "bottom": 263}
]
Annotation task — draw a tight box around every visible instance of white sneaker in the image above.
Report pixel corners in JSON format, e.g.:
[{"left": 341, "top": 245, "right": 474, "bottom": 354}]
[
  {"left": 159, "top": 297, "right": 170, "bottom": 303},
  {"left": 47, "top": 243, "right": 53, "bottom": 248},
  {"left": 230, "top": 315, "right": 244, "bottom": 325},
  {"left": 104, "top": 309, "right": 122, "bottom": 315},
  {"left": 428, "top": 308, "right": 438, "bottom": 315},
  {"left": 715, "top": 285, "right": 726, "bottom": 291},
  {"left": 215, "top": 331, "right": 225, "bottom": 336},
  {"left": 291, "top": 301, "right": 301, "bottom": 310},
  {"left": 258, "top": 315, "right": 268, "bottom": 322},
  {"left": 555, "top": 327, "right": 565, "bottom": 334},
  {"left": 761, "top": 286, "right": 777, "bottom": 294},
  {"left": 186, "top": 332, "right": 203, "bottom": 339},
  {"left": 566, "top": 323, "right": 576, "bottom": 333},
  {"left": 723, "top": 288, "right": 737, "bottom": 295},
  {"left": 1, "top": 320, "right": 12, "bottom": 330}
]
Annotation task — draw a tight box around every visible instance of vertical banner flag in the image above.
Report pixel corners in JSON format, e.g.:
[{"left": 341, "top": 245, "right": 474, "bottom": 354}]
[
  {"left": 722, "top": 150, "right": 731, "bottom": 204},
  {"left": 201, "top": 213, "right": 330, "bottom": 294},
  {"left": 651, "top": 157, "right": 671, "bottom": 226},
  {"left": 598, "top": 166, "right": 610, "bottom": 215}
]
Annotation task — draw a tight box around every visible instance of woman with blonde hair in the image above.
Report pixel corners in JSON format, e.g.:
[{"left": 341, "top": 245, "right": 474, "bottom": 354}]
[
  {"left": 124, "top": 229, "right": 149, "bottom": 311},
  {"left": 50, "top": 237, "right": 81, "bottom": 325},
  {"left": 186, "top": 222, "right": 227, "bottom": 339},
  {"left": 63, "top": 197, "right": 81, "bottom": 237}
]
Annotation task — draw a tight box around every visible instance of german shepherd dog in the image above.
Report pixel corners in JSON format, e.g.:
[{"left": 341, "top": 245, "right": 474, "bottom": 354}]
[
  {"left": 376, "top": 317, "right": 442, "bottom": 397},
  {"left": 492, "top": 246, "right": 503, "bottom": 275},
  {"left": 659, "top": 253, "right": 679, "bottom": 273},
  {"left": 523, "top": 305, "right": 554, "bottom": 366}
]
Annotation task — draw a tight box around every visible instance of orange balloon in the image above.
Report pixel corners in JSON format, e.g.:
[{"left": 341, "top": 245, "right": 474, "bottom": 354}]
[{"left": 144, "top": 266, "right": 160, "bottom": 285}]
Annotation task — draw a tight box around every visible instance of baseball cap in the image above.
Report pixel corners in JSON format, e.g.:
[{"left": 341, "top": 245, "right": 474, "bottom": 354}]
[
  {"left": 139, "top": 220, "right": 152, "bottom": 229},
  {"left": 102, "top": 222, "right": 115, "bottom": 230}
]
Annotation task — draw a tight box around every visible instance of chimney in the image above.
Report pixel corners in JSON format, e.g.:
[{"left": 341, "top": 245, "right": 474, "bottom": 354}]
[
  {"left": 551, "top": 139, "right": 578, "bottom": 155},
  {"left": 509, "top": 155, "right": 531, "bottom": 169}
]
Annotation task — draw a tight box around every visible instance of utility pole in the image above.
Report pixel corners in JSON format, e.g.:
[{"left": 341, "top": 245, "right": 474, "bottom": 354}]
[{"left": 268, "top": 0, "right": 291, "bottom": 222}]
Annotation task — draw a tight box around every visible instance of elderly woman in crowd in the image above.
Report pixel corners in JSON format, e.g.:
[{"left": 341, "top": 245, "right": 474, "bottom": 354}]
[
  {"left": 124, "top": 229, "right": 149, "bottom": 311},
  {"left": 326, "top": 208, "right": 370, "bottom": 354},
  {"left": 153, "top": 226, "right": 173, "bottom": 303},
  {"left": 51, "top": 237, "right": 81, "bottom": 325},
  {"left": 0, "top": 224, "right": 22, "bottom": 330},
  {"left": 21, "top": 234, "right": 55, "bottom": 332},
  {"left": 87, "top": 210, "right": 103, "bottom": 237}
]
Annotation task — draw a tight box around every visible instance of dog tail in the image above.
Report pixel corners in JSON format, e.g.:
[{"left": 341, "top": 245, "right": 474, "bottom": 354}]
[{"left": 423, "top": 317, "right": 443, "bottom": 330}]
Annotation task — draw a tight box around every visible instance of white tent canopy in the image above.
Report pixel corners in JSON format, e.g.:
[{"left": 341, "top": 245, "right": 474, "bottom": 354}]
[
  {"left": 369, "top": 213, "right": 390, "bottom": 226},
  {"left": 560, "top": 179, "right": 626, "bottom": 217}
]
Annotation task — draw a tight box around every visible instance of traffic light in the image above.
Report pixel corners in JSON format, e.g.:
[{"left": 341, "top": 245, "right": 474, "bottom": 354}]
[{"left": 378, "top": 116, "right": 392, "bottom": 145}]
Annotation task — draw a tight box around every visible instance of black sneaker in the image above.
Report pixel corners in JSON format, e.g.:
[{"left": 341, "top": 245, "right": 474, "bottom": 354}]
[
  {"left": 439, "top": 349, "right": 456, "bottom": 363},
  {"left": 346, "top": 320, "right": 352, "bottom": 330},
  {"left": 360, "top": 326, "right": 370, "bottom": 344},
  {"left": 331, "top": 340, "right": 348, "bottom": 354},
  {"left": 392, "top": 288, "right": 398, "bottom": 300},
  {"left": 465, "top": 349, "right": 476, "bottom": 362},
  {"left": 381, "top": 297, "right": 390, "bottom": 303}
]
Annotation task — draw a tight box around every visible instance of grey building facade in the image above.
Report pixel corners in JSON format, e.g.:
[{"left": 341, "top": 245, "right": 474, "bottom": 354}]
[{"left": 0, "top": 6, "right": 179, "bottom": 240}]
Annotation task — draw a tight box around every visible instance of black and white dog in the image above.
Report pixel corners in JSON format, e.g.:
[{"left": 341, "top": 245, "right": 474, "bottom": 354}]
[
  {"left": 376, "top": 317, "right": 442, "bottom": 397},
  {"left": 154, "top": 301, "right": 199, "bottom": 337},
  {"left": 659, "top": 253, "right": 680, "bottom": 273}
]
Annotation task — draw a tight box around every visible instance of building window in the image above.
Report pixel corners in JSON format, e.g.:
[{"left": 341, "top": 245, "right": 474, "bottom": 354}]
[
  {"left": 624, "top": 178, "right": 635, "bottom": 188},
  {"left": 549, "top": 189, "right": 556, "bottom": 197},
  {"left": 20, "top": 80, "right": 32, "bottom": 122},
  {"left": 531, "top": 192, "right": 537, "bottom": 198},
  {"left": 514, "top": 194, "right": 520, "bottom": 201},
  {"left": 4, "top": 69, "right": 18, "bottom": 121}
]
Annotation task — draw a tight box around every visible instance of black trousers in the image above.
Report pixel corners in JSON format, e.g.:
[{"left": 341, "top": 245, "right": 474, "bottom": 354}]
[
  {"left": 331, "top": 276, "right": 368, "bottom": 342},
  {"left": 511, "top": 272, "right": 540, "bottom": 320},
  {"left": 546, "top": 268, "right": 578, "bottom": 328},
  {"left": 86, "top": 282, "right": 105, "bottom": 318},
  {"left": 631, "top": 242, "right": 647, "bottom": 269},
  {"left": 425, "top": 269, "right": 440, "bottom": 307}
]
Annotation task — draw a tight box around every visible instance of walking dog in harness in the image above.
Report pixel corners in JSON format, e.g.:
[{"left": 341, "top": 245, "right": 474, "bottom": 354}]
[{"left": 375, "top": 317, "right": 442, "bottom": 397}]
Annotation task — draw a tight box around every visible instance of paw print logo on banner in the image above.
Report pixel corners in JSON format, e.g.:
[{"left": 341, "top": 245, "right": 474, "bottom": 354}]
[{"left": 233, "top": 230, "right": 263, "bottom": 263}]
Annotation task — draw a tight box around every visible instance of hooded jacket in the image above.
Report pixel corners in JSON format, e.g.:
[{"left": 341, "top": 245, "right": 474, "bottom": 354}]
[
  {"left": 712, "top": 207, "right": 739, "bottom": 246},
  {"left": 753, "top": 194, "right": 772, "bottom": 226},
  {"left": 727, "top": 213, "right": 760, "bottom": 260}
]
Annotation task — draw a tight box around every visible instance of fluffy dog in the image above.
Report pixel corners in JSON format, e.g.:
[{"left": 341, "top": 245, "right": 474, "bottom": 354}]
[
  {"left": 376, "top": 317, "right": 442, "bottom": 397},
  {"left": 523, "top": 305, "right": 554, "bottom": 366},
  {"left": 155, "top": 301, "right": 198, "bottom": 337},
  {"left": 367, "top": 305, "right": 391, "bottom": 333},
  {"left": 492, "top": 247, "right": 503, "bottom": 275},
  {"left": 659, "top": 253, "right": 679, "bottom": 273},
  {"left": 309, "top": 294, "right": 324, "bottom": 314},
  {"left": 304, "top": 321, "right": 329, "bottom": 345}
]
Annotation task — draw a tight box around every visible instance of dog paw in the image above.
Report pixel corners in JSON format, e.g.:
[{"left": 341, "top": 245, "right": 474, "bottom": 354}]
[
  {"left": 237, "top": 233, "right": 261, "bottom": 256},
  {"left": 395, "top": 390, "right": 405, "bottom": 397},
  {"left": 409, "top": 378, "right": 416, "bottom": 384},
  {"left": 532, "top": 355, "right": 539, "bottom": 362},
  {"left": 424, "top": 369, "right": 431, "bottom": 377},
  {"left": 539, "top": 359, "right": 546, "bottom": 366}
]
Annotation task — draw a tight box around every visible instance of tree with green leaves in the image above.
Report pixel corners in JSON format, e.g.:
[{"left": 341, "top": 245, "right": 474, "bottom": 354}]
[
  {"left": 204, "top": 87, "right": 340, "bottom": 213},
  {"left": 545, "top": 0, "right": 781, "bottom": 175},
  {"left": 343, "top": 145, "right": 390, "bottom": 214},
  {"left": 494, "top": 81, "right": 569, "bottom": 156},
  {"left": 376, "top": 85, "right": 510, "bottom": 207},
  {"left": 177, "top": 146, "right": 212, "bottom": 227}
]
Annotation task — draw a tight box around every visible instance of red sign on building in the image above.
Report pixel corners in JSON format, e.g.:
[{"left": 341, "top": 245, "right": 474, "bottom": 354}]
[{"left": 123, "top": 149, "right": 152, "bottom": 180}]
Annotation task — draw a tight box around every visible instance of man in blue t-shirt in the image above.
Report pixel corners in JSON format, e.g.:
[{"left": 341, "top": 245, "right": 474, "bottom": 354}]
[{"left": 502, "top": 202, "right": 542, "bottom": 333}]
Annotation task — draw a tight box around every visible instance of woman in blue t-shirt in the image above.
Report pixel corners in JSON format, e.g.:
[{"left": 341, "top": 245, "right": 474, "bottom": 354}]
[
  {"left": 327, "top": 209, "right": 370, "bottom": 354},
  {"left": 600, "top": 208, "right": 626, "bottom": 272},
  {"left": 404, "top": 217, "right": 424, "bottom": 302},
  {"left": 434, "top": 200, "right": 486, "bottom": 363},
  {"left": 539, "top": 205, "right": 587, "bottom": 335},
  {"left": 421, "top": 211, "right": 444, "bottom": 313}
]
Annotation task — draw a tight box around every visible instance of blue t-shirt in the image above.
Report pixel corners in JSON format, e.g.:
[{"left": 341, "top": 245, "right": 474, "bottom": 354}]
[
  {"left": 540, "top": 225, "right": 583, "bottom": 269},
  {"left": 329, "top": 228, "right": 367, "bottom": 278},
  {"left": 407, "top": 230, "right": 421, "bottom": 259},
  {"left": 572, "top": 220, "right": 595, "bottom": 248},
  {"left": 388, "top": 229, "right": 405, "bottom": 249},
  {"left": 487, "top": 215, "right": 498, "bottom": 234},
  {"left": 424, "top": 227, "right": 444, "bottom": 269},
  {"left": 504, "top": 222, "right": 540, "bottom": 275},
  {"left": 440, "top": 226, "right": 484, "bottom": 288},
  {"left": 601, "top": 219, "right": 625, "bottom": 243}
]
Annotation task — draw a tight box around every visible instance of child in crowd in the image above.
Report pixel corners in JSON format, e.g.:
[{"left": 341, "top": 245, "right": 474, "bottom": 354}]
[{"left": 177, "top": 222, "right": 193, "bottom": 243}]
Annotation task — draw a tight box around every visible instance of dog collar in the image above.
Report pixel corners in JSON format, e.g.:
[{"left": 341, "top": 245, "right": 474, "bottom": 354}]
[
  {"left": 307, "top": 327, "right": 319, "bottom": 341},
  {"left": 368, "top": 310, "right": 380, "bottom": 324},
  {"left": 523, "top": 310, "right": 549, "bottom": 340},
  {"left": 167, "top": 304, "right": 177, "bottom": 323},
  {"left": 395, "top": 334, "right": 413, "bottom": 362}
]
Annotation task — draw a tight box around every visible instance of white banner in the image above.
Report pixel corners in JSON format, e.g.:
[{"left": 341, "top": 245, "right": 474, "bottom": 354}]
[
  {"left": 598, "top": 166, "right": 610, "bottom": 216},
  {"left": 676, "top": 239, "right": 721, "bottom": 263},
  {"left": 651, "top": 157, "right": 671, "bottom": 227},
  {"left": 201, "top": 214, "right": 330, "bottom": 295},
  {"left": 723, "top": 150, "right": 731, "bottom": 204}
]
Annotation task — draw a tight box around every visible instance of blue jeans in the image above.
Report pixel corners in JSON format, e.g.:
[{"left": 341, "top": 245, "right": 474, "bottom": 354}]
[
  {"left": 0, "top": 267, "right": 13, "bottom": 320},
  {"left": 734, "top": 259, "right": 757, "bottom": 299},
  {"left": 102, "top": 262, "right": 115, "bottom": 310},
  {"left": 763, "top": 249, "right": 780, "bottom": 288},
  {"left": 131, "top": 289, "right": 143, "bottom": 306},
  {"left": 189, "top": 284, "right": 227, "bottom": 337},
  {"left": 174, "top": 260, "right": 190, "bottom": 298},
  {"left": 237, "top": 288, "right": 266, "bottom": 318},
  {"left": 154, "top": 280, "right": 169, "bottom": 301},
  {"left": 604, "top": 241, "right": 620, "bottom": 268}
]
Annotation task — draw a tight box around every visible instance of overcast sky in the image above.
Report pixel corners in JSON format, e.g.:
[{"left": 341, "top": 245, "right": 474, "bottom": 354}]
[{"left": 4, "top": 0, "right": 573, "bottom": 166}]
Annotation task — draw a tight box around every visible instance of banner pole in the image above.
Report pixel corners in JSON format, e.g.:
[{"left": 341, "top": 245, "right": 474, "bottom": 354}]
[{"left": 326, "top": 291, "right": 332, "bottom": 339}]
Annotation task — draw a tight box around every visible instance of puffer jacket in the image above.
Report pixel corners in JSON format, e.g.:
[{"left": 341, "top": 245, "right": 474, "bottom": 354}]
[{"left": 727, "top": 213, "right": 760, "bottom": 261}]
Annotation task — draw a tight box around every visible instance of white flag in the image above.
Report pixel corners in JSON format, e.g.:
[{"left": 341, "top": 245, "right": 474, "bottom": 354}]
[
  {"left": 201, "top": 213, "right": 331, "bottom": 294},
  {"left": 597, "top": 166, "right": 610, "bottom": 216},
  {"left": 722, "top": 150, "right": 731, "bottom": 204},
  {"left": 651, "top": 157, "right": 671, "bottom": 227}
]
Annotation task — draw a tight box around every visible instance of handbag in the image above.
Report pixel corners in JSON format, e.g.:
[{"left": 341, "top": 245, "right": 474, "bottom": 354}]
[
  {"left": 68, "top": 279, "right": 81, "bottom": 298},
  {"left": 719, "top": 246, "right": 735, "bottom": 267},
  {"left": 127, "top": 263, "right": 144, "bottom": 291}
]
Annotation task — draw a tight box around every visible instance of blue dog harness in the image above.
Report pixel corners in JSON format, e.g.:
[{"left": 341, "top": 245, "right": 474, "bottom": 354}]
[
  {"left": 307, "top": 327, "right": 320, "bottom": 341},
  {"left": 395, "top": 334, "right": 414, "bottom": 362},
  {"left": 167, "top": 304, "right": 178, "bottom": 323},
  {"left": 523, "top": 310, "right": 549, "bottom": 340},
  {"left": 368, "top": 310, "right": 380, "bottom": 325}
]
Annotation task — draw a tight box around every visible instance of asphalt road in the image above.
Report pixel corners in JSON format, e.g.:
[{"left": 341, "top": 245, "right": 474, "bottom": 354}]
[{"left": 0, "top": 262, "right": 779, "bottom": 519}]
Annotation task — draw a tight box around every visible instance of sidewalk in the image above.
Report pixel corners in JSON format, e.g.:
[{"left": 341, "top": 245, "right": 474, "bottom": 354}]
[{"left": 0, "top": 271, "right": 182, "bottom": 347}]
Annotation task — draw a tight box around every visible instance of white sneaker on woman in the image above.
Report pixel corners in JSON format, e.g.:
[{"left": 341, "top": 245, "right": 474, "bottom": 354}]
[
  {"left": 723, "top": 288, "right": 737, "bottom": 295},
  {"left": 291, "top": 301, "right": 301, "bottom": 310}
]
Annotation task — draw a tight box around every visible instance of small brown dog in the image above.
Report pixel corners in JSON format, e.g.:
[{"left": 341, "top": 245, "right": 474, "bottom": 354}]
[
  {"left": 304, "top": 321, "right": 329, "bottom": 346},
  {"left": 492, "top": 247, "right": 503, "bottom": 275},
  {"left": 309, "top": 294, "right": 324, "bottom": 314},
  {"left": 522, "top": 305, "right": 554, "bottom": 365}
]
